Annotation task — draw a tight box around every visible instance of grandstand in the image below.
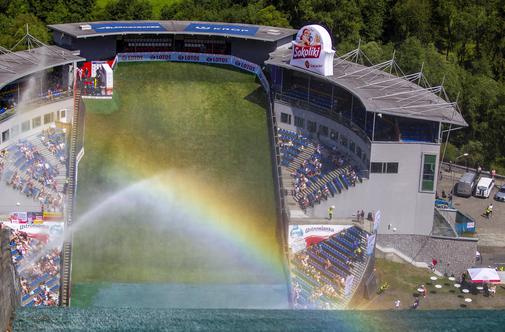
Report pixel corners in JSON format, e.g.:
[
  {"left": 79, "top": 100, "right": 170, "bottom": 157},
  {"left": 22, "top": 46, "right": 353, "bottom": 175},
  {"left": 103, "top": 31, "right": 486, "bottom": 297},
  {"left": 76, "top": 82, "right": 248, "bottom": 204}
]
[
  {"left": 291, "top": 226, "right": 369, "bottom": 309},
  {"left": 0, "top": 20, "right": 476, "bottom": 315}
]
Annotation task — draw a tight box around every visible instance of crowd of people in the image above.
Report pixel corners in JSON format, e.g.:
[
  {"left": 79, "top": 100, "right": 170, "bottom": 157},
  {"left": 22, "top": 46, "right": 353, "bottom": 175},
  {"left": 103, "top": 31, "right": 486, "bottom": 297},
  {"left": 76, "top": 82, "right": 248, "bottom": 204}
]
[
  {"left": 291, "top": 226, "right": 367, "bottom": 309},
  {"left": 9, "top": 230, "right": 61, "bottom": 306},
  {"left": 3, "top": 139, "right": 65, "bottom": 212},
  {"left": 40, "top": 128, "right": 67, "bottom": 164},
  {"left": 287, "top": 138, "right": 361, "bottom": 210}
]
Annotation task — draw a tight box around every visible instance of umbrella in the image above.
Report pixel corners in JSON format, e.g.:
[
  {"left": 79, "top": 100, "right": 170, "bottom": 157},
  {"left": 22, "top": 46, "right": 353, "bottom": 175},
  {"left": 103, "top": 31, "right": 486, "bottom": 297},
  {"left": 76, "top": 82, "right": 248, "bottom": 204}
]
[{"left": 467, "top": 268, "right": 501, "bottom": 283}]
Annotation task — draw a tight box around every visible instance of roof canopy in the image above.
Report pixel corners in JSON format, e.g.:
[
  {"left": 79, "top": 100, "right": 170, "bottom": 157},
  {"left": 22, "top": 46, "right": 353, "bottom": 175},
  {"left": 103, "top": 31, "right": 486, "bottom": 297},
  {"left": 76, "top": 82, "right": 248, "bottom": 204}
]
[
  {"left": 49, "top": 21, "right": 297, "bottom": 42},
  {"left": 0, "top": 45, "right": 84, "bottom": 90},
  {"left": 468, "top": 268, "right": 501, "bottom": 283},
  {"left": 266, "top": 46, "right": 467, "bottom": 127}
]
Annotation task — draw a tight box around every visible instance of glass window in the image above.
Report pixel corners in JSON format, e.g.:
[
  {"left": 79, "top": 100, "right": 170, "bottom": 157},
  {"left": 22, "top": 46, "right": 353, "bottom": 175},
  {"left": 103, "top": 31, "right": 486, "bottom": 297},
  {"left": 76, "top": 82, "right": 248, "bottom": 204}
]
[
  {"left": 330, "top": 130, "right": 338, "bottom": 141},
  {"left": 319, "top": 125, "right": 328, "bottom": 137},
  {"left": 44, "top": 113, "right": 54, "bottom": 124},
  {"left": 10, "top": 125, "right": 19, "bottom": 139},
  {"left": 21, "top": 120, "right": 30, "bottom": 132},
  {"left": 307, "top": 120, "right": 317, "bottom": 133},
  {"left": 386, "top": 162, "right": 399, "bottom": 174},
  {"left": 1, "top": 130, "right": 9, "bottom": 142},
  {"left": 349, "top": 141, "right": 355, "bottom": 153},
  {"left": 32, "top": 116, "right": 41, "bottom": 128},
  {"left": 280, "top": 113, "right": 291, "bottom": 124},
  {"left": 340, "top": 135, "right": 348, "bottom": 148},
  {"left": 371, "top": 162, "right": 383, "bottom": 173},
  {"left": 294, "top": 116, "right": 305, "bottom": 128},
  {"left": 421, "top": 154, "right": 436, "bottom": 191}
]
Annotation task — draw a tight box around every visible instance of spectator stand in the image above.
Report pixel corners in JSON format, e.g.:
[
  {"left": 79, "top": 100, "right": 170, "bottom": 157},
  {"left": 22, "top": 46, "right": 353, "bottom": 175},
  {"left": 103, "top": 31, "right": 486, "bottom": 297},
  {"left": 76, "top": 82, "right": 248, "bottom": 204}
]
[
  {"left": 290, "top": 226, "right": 370, "bottom": 309},
  {"left": 8, "top": 229, "right": 61, "bottom": 307},
  {"left": 1, "top": 130, "right": 67, "bottom": 212},
  {"left": 277, "top": 128, "right": 364, "bottom": 212}
]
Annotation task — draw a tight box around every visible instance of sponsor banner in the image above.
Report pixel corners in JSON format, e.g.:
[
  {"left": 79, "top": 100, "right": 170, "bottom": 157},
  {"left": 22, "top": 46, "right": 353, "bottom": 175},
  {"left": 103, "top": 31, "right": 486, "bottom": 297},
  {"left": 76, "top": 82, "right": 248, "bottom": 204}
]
[
  {"left": 373, "top": 210, "right": 382, "bottom": 233},
  {"left": 366, "top": 234, "right": 376, "bottom": 256},
  {"left": 184, "top": 23, "right": 259, "bottom": 37},
  {"left": 344, "top": 275, "right": 354, "bottom": 296},
  {"left": 90, "top": 22, "right": 166, "bottom": 33},
  {"left": 117, "top": 52, "right": 270, "bottom": 93},
  {"left": 288, "top": 224, "right": 350, "bottom": 254},
  {"left": 43, "top": 211, "right": 64, "bottom": 221},
  {"left": 289, "top": 25, "right": 335, "bottom": 76},
  {"left": 9, "top": 212, "right": 28, "bottom": 223},
  {"left": 2, "top": 221, "right": 64, "bottom": 236}
]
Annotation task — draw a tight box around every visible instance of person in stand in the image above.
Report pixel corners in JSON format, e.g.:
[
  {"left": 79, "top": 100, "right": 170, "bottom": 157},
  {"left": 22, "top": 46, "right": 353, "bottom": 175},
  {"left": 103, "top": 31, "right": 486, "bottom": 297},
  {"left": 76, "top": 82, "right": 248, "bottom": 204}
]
[{"left": 360, "top": 210, "right": 365, "bottom": 223}]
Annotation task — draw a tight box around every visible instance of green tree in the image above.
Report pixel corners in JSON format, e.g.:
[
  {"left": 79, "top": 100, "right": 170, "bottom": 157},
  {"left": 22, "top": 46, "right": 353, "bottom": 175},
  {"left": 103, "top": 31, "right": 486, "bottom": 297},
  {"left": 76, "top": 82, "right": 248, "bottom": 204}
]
[
  {"left": 103, "top": 0, "right": 152, "bottom": 20},
  {"left": 392, "top": 0, "right": 432, "bottom": 43}
]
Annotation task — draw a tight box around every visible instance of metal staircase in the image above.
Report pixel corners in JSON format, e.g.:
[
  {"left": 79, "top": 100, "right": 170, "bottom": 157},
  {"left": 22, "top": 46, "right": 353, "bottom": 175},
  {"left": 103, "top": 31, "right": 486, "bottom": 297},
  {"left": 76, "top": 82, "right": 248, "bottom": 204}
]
[{"left": 59, "top": 88, "right": 81, "bottom": 307}]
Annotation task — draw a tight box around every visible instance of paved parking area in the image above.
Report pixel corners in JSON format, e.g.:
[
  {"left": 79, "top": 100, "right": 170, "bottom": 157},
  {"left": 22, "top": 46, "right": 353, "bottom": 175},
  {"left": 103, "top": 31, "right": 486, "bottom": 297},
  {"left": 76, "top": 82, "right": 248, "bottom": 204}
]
[{"left": 437, "top": 169, "right": 505, "bottom": 248}]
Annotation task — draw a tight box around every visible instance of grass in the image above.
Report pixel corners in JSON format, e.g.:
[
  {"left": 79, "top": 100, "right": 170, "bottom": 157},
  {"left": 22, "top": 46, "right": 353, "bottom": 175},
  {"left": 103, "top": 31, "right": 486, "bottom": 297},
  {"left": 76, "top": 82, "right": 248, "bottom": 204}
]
[
  {"left": 353, "top": 258, "right": 505, "bottom": 310},
  {"left": 83, "top": 96, "right": 119, "bottom": 115},
  {"left": 72, "top": 62, "right": 282, "bottom": 305}
]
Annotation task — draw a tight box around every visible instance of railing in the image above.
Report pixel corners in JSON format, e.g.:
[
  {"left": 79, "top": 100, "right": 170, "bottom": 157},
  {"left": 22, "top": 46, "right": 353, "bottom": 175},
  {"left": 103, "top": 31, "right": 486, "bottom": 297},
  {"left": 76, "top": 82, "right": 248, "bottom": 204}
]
[
  {"left": 0, "top": 89, "right": 73, "bottom": 123},
  {"left": 59, "top": 80, "right": 85, "bottom": 307},
  {"left": 273, "top": 92, "right": 372, "bottom": 146}
]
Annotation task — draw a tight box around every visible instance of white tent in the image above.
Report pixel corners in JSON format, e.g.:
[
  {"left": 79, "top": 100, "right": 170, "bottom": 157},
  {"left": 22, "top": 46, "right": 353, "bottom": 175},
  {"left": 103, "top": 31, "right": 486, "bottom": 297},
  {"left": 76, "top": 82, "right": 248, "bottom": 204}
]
[{"left": 467, "top": 268, "right": 501, "bottom": 283}]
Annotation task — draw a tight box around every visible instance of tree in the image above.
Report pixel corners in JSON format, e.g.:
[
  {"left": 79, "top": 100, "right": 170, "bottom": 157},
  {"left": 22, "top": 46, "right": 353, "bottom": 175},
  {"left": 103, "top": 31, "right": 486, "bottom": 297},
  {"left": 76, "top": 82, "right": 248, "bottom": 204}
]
[
  {"left": 103, "top": 0, "right": 152, "bottom": 20},
  {"left": 392, "top": 0, "right": 432, "bottom": 44}
]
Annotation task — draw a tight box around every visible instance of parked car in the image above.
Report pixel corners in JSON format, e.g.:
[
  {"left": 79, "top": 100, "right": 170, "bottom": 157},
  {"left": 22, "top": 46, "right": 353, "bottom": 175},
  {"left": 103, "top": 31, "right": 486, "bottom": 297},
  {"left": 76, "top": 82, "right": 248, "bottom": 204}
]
[
  {"left": 474, "top": 177, "right": 495, "bottom": 198},
  {"left": 495, "top": 185, "right": 505, "bottom": 202},
  {"left": 454, "top": 172, "right": 477, "bottom": 197}
]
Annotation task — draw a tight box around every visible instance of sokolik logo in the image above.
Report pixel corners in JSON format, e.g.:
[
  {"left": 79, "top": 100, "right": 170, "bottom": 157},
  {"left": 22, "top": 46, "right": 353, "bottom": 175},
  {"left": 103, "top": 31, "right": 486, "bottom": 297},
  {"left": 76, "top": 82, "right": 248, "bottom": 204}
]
[{"left": 289, "top": 24, "right": 335, "bottom": 76}]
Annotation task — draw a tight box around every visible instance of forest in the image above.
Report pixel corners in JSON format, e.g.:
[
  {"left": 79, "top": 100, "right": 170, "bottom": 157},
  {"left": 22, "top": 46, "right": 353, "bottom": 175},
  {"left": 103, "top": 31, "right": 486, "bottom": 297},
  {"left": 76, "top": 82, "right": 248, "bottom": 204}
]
[{"left": 0, "top": 0, "right": 504, "bottom": 172}]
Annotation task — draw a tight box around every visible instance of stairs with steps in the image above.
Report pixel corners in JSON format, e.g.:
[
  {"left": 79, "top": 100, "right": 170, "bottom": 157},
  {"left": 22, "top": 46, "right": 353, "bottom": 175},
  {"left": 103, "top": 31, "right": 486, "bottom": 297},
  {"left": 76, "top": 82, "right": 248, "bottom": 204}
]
[
  {"left": 30, "top": 137, "right": 67, "bottom": 192},
  {"left": 59, "top": 88, "right": 81, "bottom": 307}
]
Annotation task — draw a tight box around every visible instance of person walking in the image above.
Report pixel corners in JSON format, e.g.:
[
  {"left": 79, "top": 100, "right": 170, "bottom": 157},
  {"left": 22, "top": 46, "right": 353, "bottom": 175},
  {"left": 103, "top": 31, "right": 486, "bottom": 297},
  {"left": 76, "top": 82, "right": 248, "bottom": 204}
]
[
  {"left": 328, "top": 206, "right": 334, "bottom": 220},
  {"left": 394, "top": 299, "right": 401, "bottom": 309}
]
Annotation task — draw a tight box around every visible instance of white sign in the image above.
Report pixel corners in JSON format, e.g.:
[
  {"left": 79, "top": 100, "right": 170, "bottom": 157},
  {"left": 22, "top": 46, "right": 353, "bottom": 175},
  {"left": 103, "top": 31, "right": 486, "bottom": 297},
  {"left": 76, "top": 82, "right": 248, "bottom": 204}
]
[
  {"left": 288, "top": 224, "right": 350, "bottom": 253},
  {"left": 366, "top": 234, "right": 376, "bottom": 256},
  {"left": 373, "top": 210, "right": 382, "bottom": 233},
  {"left": 344, "top": 275, "right": 354, "bottom": 296},
  {"left": 290, "top": 25, "right": 335, "bottom": 76}
]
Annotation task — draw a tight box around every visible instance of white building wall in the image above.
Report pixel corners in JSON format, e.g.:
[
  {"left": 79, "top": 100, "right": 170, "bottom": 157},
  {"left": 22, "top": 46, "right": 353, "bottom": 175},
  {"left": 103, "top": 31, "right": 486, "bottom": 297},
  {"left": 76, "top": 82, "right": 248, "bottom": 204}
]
[
  {"left": 275, "top": 101, "right": 440, "bottom": 236},
  {"left": 0, "top": 98, "right": 73, "bottom": 149}
]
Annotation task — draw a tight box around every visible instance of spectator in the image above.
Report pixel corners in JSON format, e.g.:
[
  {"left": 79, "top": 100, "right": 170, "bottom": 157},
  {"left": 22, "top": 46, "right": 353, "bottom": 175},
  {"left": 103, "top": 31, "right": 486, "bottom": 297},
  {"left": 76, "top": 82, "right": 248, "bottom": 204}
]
[{"left": 430, "top": 258, "right": 438, "bottom": 272}]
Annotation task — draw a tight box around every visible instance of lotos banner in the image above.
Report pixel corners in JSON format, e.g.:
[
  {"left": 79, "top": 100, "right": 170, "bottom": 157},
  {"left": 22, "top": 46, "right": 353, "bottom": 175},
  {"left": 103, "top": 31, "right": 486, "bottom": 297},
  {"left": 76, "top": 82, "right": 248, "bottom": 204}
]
[
  {"left": 117, "top": 52, "right": 270, "bottom": 93},
  {"left": 290, "top": 25, "right": 335, "bottom": 76}
]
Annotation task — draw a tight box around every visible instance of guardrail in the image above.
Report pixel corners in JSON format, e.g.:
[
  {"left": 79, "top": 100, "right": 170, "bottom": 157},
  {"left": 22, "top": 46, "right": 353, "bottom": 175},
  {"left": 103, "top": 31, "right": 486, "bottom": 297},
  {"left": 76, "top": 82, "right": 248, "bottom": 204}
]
[{"left": 273, "top": 92, "right": 372, "bottom": 146}]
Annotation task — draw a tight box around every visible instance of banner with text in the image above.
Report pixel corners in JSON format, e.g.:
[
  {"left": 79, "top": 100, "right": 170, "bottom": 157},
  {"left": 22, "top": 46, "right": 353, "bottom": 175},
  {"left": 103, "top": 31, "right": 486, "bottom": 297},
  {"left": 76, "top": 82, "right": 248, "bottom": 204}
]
[
  {"left": 288, "top": 224, "right": 350, "bottom": 254},
  {"left": 116, "top": 52, "right": 269, "bottom": 93}
]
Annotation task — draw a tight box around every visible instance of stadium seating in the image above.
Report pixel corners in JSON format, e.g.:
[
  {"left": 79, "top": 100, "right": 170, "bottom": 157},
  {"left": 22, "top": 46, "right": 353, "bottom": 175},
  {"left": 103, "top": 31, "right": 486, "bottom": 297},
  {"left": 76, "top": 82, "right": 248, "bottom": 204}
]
[
  {"left": 277, "top": 129, "right": 364, "bottom": 210},
  {"left": 291, "top": 226, "right": 368, "bottom": 309},
  {"left": 9, "top": 230, "right": 61, "bottom": 307},
  {"left": 1, "top": 132, "right": 67, "bottom": 212}
]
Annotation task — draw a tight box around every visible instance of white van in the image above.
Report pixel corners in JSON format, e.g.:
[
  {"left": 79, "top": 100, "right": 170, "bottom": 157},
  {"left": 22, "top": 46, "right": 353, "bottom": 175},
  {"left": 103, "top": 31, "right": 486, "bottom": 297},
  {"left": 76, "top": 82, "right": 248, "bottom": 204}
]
[{"left": 474, "top": 177, "right": 495, "bottom": 198}]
